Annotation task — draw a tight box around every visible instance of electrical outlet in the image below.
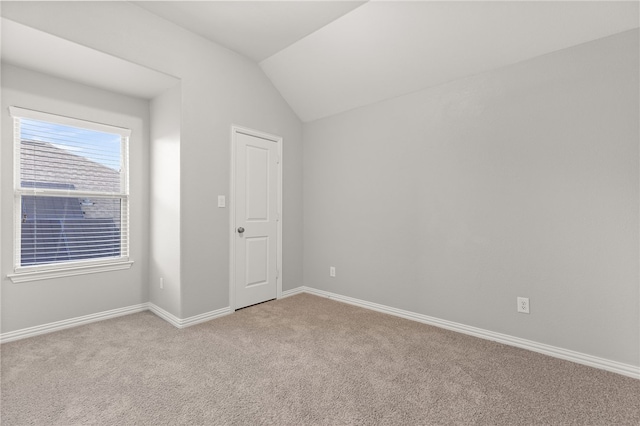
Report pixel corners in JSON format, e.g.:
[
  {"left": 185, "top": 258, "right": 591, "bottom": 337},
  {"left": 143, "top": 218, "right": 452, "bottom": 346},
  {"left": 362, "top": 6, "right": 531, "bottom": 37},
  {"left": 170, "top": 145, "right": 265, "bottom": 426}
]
[
  {"left": 329, "top": 267, "right": 336, "bottom": 277},
  {"left": 160, "top": 277, "right": 164, "bottom": 290},
  {"left": 517, "top": 297, "right": 529, "bottom": 314}
]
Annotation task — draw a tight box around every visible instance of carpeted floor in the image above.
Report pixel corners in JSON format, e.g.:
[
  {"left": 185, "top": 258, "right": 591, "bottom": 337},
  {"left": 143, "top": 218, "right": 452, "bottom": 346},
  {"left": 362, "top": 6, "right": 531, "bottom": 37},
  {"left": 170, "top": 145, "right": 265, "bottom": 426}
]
[{"left": 1, "top": 294, "right": 639, "bottom": 425}]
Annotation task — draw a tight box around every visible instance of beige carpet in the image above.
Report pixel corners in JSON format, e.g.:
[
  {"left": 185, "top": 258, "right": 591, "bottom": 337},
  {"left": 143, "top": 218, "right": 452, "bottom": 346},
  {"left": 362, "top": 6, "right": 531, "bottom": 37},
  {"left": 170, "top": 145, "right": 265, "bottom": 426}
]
[{"left": 1, "top": 293, "right": 638, "bottom": 425}]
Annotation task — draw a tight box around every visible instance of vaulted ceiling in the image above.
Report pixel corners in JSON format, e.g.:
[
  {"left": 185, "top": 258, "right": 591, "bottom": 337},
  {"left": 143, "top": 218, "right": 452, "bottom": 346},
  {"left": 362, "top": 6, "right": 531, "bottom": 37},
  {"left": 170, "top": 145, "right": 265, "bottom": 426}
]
[
  {"left": 1, "top": 18, "right": 179, "bottom": 100},
  {"left": 133, "top": 1, "right": 366, "bottom": 62},
  {"left": 261, "top": 1, "right": 639, "bottom": 122},
  {"left": 19, "top": 1, "right": 639, "bottom": 122},
  {"left": 134, "top": 1, "right": 639, "bottom": 122}
]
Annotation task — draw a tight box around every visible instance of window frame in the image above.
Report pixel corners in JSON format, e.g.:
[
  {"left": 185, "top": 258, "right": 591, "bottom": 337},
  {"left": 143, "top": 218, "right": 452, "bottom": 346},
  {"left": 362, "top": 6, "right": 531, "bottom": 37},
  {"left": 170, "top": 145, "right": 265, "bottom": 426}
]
[{"left": 8, "top": 107, "right": 133, "bottom": 283}]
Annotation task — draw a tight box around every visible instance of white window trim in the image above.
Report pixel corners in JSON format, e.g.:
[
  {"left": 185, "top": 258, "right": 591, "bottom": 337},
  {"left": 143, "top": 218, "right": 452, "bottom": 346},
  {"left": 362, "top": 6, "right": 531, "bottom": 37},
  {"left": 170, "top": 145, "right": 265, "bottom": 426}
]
[
  {"left": 7, "top": 259, "right": 134, "bottom": 283},
  {"left": 9, "top": 106, "right": 133, "bottom": 283},
  {"left": 9, "top": 107, "right": 132, "bottom": 137}
]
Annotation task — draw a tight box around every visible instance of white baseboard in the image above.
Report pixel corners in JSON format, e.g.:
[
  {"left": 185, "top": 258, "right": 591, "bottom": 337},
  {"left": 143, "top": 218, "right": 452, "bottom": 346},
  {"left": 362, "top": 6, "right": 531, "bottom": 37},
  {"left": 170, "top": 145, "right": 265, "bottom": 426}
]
[
  {"left": 0, "top": 303, "right": 148, "bottom": 344},
  {"left": 148, "top": 303, "right": 231, "bottom": 329},
  {"left": 289, "top": 286, "right": 640, "bottom": 380},
  {"left": 180, "top": 306, "right": 231, "bottom": 327},
  {"left": 1, "top": 302, "right": 233, "bottom": 343},
  {"left": 147, "top": 303, "right": 182, "bottom": 328},
  {"left": 280, "top": 287, "right": 306, "bottom": 298},
  {"left": 4, "top": 288, "right": 637, "bottom": 380}
]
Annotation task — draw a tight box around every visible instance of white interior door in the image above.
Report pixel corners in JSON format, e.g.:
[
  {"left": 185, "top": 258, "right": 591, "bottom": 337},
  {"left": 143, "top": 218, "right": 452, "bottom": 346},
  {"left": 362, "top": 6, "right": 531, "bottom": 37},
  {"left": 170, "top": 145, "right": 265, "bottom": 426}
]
[{"left": 233, "top": 130, "right": 279, "bottom": 309}]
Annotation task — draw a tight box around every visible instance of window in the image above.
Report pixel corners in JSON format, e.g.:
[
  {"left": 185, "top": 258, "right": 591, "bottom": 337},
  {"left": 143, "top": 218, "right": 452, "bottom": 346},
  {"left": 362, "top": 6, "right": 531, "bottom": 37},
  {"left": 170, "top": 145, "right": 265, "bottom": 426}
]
[{"left": 9, "top": 107, "right": 132, "bottom": 282}]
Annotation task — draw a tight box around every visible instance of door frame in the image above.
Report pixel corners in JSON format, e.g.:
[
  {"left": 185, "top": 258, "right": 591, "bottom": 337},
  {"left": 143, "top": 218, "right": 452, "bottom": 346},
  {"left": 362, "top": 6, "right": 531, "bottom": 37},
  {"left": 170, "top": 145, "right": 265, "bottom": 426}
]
[{"left": 229, "top": 125, "right": 283, "bottom": 311}]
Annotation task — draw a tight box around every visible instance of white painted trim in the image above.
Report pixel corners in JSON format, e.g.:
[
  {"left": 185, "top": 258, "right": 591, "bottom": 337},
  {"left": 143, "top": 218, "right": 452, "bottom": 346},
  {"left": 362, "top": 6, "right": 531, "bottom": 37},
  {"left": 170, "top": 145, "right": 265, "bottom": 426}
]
[
  {"left": 287, "top": 286, "right": 640, "bottom": 380},
  {"left": 8, "top": 260, "right": 134, "bottom": 283},
  {"left": 148, "top": 303, "right": 231, "bottom": 329},
  {"left": 229, "top": 125, "right": 283, "bottom": 311},
  {"left": 10, "top": 107, "right": 131, "bottom": 276},
  {"left": 229, "top": 125, "right": 237, "bottom": 311},
  {"left": 147, "top": 302, "right": 182, "bottom": 328},
  {"left": 180, "top": 306, "right": 232, "bottom": 328},
  {"left": 9, "top": 106, "right": 132, "bottom": 136},
  {"left": 280, "top": 287, "right": 306, "bottom": 298},
  {"left": 0, "top": 303, "right": 148, "bottom": 343},
  {"left": 276, "top": 130, "right": 283, "bottom": 300},
  {"left": 5, "top": 285, "right": 633, "bottom": 380},
  {"left": 1, "top": 302, "right": 233, "bottom": 343}
]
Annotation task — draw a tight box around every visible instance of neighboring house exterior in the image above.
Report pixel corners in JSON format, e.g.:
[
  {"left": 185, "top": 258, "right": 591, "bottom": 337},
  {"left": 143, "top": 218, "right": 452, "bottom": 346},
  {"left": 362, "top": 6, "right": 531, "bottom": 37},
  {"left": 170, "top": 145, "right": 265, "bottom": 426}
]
[{"left": 20, "top": 140, "right": 122, "bottom": 266}]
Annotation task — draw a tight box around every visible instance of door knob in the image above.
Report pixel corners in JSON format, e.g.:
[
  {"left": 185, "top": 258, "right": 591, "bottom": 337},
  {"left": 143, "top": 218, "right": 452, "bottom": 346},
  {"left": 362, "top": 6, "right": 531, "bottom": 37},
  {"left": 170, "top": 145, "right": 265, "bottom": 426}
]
[{"left": 237, "top": 227, "right": 245, "bottom": 234}]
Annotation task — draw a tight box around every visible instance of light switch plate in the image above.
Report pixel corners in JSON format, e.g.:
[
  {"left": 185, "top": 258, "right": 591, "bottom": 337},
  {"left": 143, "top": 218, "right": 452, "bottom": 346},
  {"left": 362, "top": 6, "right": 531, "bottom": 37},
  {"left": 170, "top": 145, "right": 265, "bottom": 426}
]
[{"left": 218, "top": 195, "right": 226, "bottom": 208}]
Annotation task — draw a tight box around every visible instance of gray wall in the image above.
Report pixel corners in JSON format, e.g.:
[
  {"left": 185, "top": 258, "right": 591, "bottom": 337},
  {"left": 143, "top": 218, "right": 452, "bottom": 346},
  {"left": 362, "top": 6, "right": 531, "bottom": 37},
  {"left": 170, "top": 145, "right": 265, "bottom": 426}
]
[
  {"left": 2, "top": 1, "right": 304, "bottom": 319},
  {"left": 3, "top": 2, "right": 636, "bottom": 369},
  {"left": 303, "top": 30, "right": 639, "bottom": 366},
  {"left": 1, "top": 64, "right": 150, "bottom": 332},
  {"left": 149, "top": 84, "right": 182, "bottom": 316}
]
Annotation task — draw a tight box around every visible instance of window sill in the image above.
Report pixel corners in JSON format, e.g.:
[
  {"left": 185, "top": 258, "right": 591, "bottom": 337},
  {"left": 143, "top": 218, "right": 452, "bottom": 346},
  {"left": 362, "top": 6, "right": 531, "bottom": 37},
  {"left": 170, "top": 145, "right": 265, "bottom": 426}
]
[{"left": 7, "top": 260, "right": 134, "bottom": 283}]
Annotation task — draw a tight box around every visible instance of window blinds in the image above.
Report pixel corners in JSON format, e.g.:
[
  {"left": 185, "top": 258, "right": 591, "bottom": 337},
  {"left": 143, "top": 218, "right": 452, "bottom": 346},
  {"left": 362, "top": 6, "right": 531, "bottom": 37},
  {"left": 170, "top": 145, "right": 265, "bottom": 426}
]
[{"left": 10, "top": 107, "right": 130, "bottom": 269}]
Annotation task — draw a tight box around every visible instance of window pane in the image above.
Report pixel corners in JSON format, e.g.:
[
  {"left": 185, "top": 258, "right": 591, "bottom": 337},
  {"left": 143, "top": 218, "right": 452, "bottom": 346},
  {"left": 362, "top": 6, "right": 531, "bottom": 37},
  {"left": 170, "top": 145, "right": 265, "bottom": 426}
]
[
  {"left": 21, "top": 195, "right": 122, "bottom": 266},
  {"left": 20, "top": 119, "right": 122, "bottom": 193}
]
